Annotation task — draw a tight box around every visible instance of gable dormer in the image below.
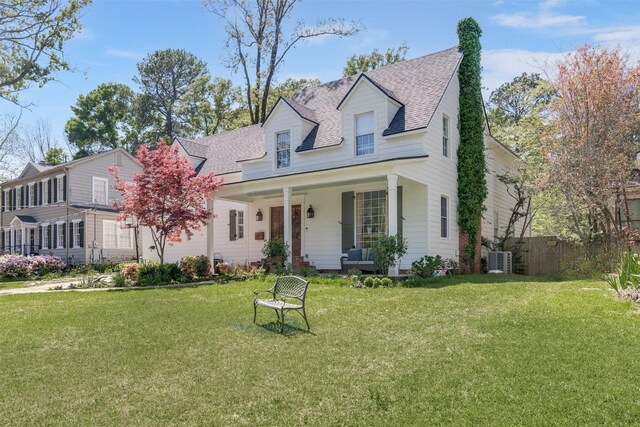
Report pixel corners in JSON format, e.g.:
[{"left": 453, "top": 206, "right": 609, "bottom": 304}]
[
  {"left": 262, "top": 97, "right": 318, "bottom": 171},
  {"left": 337, "top": 74, "right": 404, "bottom": 158}
]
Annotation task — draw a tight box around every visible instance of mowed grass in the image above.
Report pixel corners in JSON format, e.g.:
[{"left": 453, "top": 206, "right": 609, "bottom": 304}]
[{"left": 1, "top": 275, "right": 639, "bottom": 425}]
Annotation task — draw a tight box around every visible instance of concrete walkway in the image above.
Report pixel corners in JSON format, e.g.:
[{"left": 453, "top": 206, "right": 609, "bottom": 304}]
[{"left": 0, "top": 279, "right": 217, "bottom": 296}]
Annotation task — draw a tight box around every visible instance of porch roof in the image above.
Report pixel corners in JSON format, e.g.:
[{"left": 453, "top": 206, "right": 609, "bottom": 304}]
[
  {"left": 13, "top": 215, "right": 37, "bottom": 224},
  {"left": 214, "top": 155, "right": 428, "bottom": 202}
]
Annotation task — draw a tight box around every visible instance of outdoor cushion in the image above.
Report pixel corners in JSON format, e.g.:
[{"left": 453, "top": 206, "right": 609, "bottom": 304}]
[
  {"left": 368, "top": 249, "right": 375, "bottom": 261},
  {"left": 347, "top": 248, "right": 362, "bottom": 261},
  {"left": 361, "top": 248, "right": 369, "bottom": 260}
]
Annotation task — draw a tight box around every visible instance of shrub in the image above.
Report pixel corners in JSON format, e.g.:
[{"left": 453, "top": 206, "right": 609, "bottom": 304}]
[
  {"left": 372, "top": 278, "right": 383, "bottom": 288},
  {"left": 122, "top": 263, "right": 140, "bottom": 283},
  {"left": 112, "top": 272, "right": 127, "bottom": 288},
  {"left": 604, "top": 252, "right": 640, "bottom": 294},
  {"left": 347, "top": 268, "right": 362, "bottom": 277},
  {"left": 262, "top": 239, "right": 289, "bottom": 268},
  {"left": 381, "top": 277, "right": 393, "bottom": 287},
  {"left": 371, "top": 235, "right": 407, "bottom": 274},
  {"left": 0, "top": 255, "right": 66, "bottom": 278},
  {"left": 217, "top": 263, "right": 265, "bottom": 281},
  {"left": 410, "top": 255, "right": 443, "bottom": 278},
  {"left": 180, "top": 255, "right": 211, "bottom": 281},
  {"left": 363, "top": 277, "right": 374, "bottom": 288},
  {"left": 137, "top": 261, "right": 181, "bottom": 286},
  {"left": 295, "top": 264, "right": 318, "bottom": 278}
]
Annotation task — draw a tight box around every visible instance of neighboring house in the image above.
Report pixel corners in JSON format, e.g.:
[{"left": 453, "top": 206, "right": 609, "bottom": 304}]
[
  {"left": 0, "top": 148, "right": 140, "bottom": 264},
  {"left": 145, "top": 46, "right": 524, "bottom": 274}
]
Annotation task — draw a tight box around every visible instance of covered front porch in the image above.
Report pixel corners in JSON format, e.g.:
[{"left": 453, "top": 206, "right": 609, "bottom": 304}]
[
  {"left": 3, "top": 215, "right": 39, "bottom": 255},
  {"left": 208, "top": 158, "right": 432, "bottom": 276}
]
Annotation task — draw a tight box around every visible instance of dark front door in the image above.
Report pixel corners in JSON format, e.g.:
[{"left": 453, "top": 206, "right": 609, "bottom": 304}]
[
  {"left": 270, "top": 205, "right": 301, "bottom": 258},
  {"left": 28, "top": 228, "right": 35, "bottom": 254}
]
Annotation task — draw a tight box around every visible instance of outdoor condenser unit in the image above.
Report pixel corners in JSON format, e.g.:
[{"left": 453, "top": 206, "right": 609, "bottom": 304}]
[{"left": 488, "top": 251, "right": 512, "bottom": 274}]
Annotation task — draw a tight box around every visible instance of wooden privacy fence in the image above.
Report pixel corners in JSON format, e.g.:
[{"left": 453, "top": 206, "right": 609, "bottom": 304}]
[{"left": 505, "top": 237, "right": 577, "bottom": 276}]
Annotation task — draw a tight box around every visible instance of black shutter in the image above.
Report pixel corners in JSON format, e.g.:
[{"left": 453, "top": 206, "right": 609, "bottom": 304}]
[
  {"left": 48, "top": 225, "right": 52, "bottom": 250},
  {"left": 12, "top": 188, "right": 16, "bottom": 210},
  {"left": 53, "top": 179, "right": 58, "bottom": 203},
  {"left": 229, "top": 210, "right": 237, "bottom": 241},
  {"left": 79, "top": 221, "right": 84, "bottom": 248},
  {"left": 341, "top": 191, "right": 355, "bottom": 252},
  {"left": 53, "top": 224, "right": 57, "bottom": 249},
  {"left": 1, "top": 230, "right": 4, "bottom": 251},
  {"left": 39, "top": 227, "right": 43, "bottom": 249},
  {"left": 61, "top": 223, "right": 66, "bottom": 249},
  {"left": 63, "top": 175, "right": 67, "bottom": 202},
  {"left": 20, "top": 186, "right": 24, "bottom": 208},
  {"left": 47, "top": 179, "right": 52, "bottom": 204},
  {"left": 397, "top": 186, "right": 403, "bottom": 241},
  {"left": 69, "top": 223, "right": 74, "bottom": 248},
  {"left": 1, "top": 190, "right": 4, "bottom": 212},
  {"left": 38, "top": 181, "right": 43, "bottom": 205}
]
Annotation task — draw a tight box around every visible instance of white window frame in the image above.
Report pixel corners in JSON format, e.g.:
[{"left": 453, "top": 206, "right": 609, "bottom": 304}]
[
  {"left": 103, "top": 220, "right": 133, "bottom": 250},
  {"left": 355, "top": 111, "right": 375, "bottom": 157},
  {"left": 92, "top": 177, "right": 109, "bottom": 205},
  {"left": 72, "top": 220, "right": 81, "bottom": 248},
  {"left": 440, "top": 196, "right": 449, "bottom": 239},
  {"left": 3, "top": 229, "right": 10, "bottom": 251},
  {"left": 41, "top": 223, "right": 50, "bottom": 250},
  {"left": 236, "top": 210, "right": 245, "bottom": 240},
  {"left": 442, "top": 114, "right": 450, "bottom": 158},
  {"left": 56, "top": 221, "right": 65, "bottom": 249},
  {"left": 275, "top": 130, "right": 291, "bottom": 170},
  {"left": 355, "top": 189, "right": 388, "bottom": 249},
  {"left": 56, "top": 174, "right": 64, "bottom": 203},
  {"left": 41, "top": 178, "right": 49, "bottom": 206},
  {"left": 3, "top": 190, "right": 9, "bottom": 212},
  {"left": 15, "top": 185, "right": 21, "bottom": 210},
  {"left": 28, "top": 182, "right": 36, "bottom": 207}
]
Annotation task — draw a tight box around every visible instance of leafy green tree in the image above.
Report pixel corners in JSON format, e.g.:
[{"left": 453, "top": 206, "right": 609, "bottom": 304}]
[
  {"left": 134, "top": 49, "right": 210, "bottom": 140},
  {"left": 0, "top": 0, "right": 91, "bottom": 104},
  {"left": 342, "top": 43, "right": 409, "bottom": 77},
  {"left": 65, "top": 83, "right": 140, "bottom": 155},
  {"left": 183, "top": 78, "right": 245, "bottom": 136},
  {"left": 456, "top": 17, "right": 486, "bottom": 273},
  {"left": 206, "top": 0, "right": 363, "bottom": 124},
  {"left": 45, "top": 147, "right": 66, "bottom": 165},
  {"left": 267, "top": 77, "right": 320, "bottom": 110}
]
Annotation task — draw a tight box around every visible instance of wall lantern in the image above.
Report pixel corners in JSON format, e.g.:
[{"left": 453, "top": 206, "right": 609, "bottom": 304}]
[
  {"left": 306, "top": 205, "right": 315, "bottom": 219},
  {"left": 256, "top": 209, "right": 263, "bottom": 222}
]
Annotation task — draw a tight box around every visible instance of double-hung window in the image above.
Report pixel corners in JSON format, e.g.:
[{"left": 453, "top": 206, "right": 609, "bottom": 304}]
[
  {"left": 29, "top": 183, "right": 36, "bottom": 207},
  {"left": 236, "top": 210, "right": 245, "bottom": 239},
  {"left": 276, "top": 131, "right": 291, "bottom": 169},
  {"left": 3, "top": 190, "right": 9, "bottom": 212},
  {"left": 92, "top": 177, "right": 108, "bottom": 205},
  {"left": 440, "top": 196, "right": 449, "bottom": 238},
  {"left": 3, "top": 229, "right": 9, "bottom": 251},
  {"left": 442, "top": 115, "right": 450, "bottom": 157},
  {"left": 15, "top": 186, "right": 21, "bottom": 210},
  {"left": 73, "top": 221, "right": 81, "bottom": 248},
  {"left": 42, "top": 179, "right": 48, "bottom": 205},
  {"left": 355, "top": 190, "right": 387, "bottom": 248},
  {"left": 41, "top": 224, "right": 49, "bottom": 250},
  {"left": 56, "top": 222, "right": 65, "bottom": 249},
  {"left": 56, "top": 176, "right": 64, "bottom": 202},
  {"left": 103, "top": 220, "right": 132, "bottom": 249},
  {"left": 355, "top": 112, "right": 374, "bottom": 156}
]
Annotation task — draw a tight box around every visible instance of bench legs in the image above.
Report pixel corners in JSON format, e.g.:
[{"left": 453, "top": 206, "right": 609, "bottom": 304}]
[{"left": 253, "top": 305, "right": 310, "bottom": 333}]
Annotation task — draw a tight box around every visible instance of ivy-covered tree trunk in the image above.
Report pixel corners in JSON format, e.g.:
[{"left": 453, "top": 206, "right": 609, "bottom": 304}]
[{"left": 456, "top": 18, "right": 487, "bottom": 273}]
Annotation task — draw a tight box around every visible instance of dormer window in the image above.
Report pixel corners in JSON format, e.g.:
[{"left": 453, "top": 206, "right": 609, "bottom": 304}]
[
  {"left": 355, "top": 112, "right": 374, "bottom": 156},
  {"left": 276, "top": 131, "right": 291, "bottom": 169}
]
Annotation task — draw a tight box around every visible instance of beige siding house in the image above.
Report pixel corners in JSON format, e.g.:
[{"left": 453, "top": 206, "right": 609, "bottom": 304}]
[
  {"left": 145, "top": 46, "right": 524, "bottom": 274},
  {"left": 0, "top": 148, "right": 140, "bottom": 264}
]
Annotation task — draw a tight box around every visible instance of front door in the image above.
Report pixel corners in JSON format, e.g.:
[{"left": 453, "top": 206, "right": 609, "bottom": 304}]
[
  {"left": 28, "top": 228, "right": 35, "bottom": 255},
  {"left": 270, "top": 205, "right": 302, "bottom": 258}
]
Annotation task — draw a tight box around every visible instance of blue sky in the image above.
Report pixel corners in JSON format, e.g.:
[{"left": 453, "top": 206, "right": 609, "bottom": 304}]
[{"left": 7, "top": 0, "right": 640, "bottom": 147}]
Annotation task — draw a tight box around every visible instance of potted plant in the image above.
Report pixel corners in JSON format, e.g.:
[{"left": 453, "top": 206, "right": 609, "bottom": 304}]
[{"left": 261, "top": 239, "right": 289, "bottom": 272}]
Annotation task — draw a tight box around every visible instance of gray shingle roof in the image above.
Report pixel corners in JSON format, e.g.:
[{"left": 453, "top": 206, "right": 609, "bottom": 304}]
[
  {"left": 185, "top": 46, "right": 462, "bottom": 170},
  {"left": 175, "top": 137, "right": 209, "bottom": 158},
  {"left": 15, "top": 215, "right": 37, "bottom": 223}
]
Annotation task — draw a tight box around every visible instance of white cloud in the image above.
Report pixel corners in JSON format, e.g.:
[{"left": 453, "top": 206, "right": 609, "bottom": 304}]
[
  {"left": 106, "top": 49, "right": 144, "bottom": 60},
  {"left": 71, "top": 27, "right": 95, "bottom": 41},
  {"left": 482, "top": 48, "right": 565, "bottom": 95},
  {"left": 492, "top": 12, "right": 584, "bottom": 29},
  {"left": 592, "top": 25, "right": 640, "bottom": 43},
  {"left": 492, "top": 0, "right": 584, "bottom": 29},
  {"left": 351, "top": 29, "right": 389, "bottom": 51}
]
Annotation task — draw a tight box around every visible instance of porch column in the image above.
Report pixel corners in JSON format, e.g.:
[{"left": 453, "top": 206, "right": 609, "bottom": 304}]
[
  {"left": 283, "top": 186, "right": 292, "bottom": 265},
  {"left": 387, "top": 174, "right": 399, "bottom": 277},
  {"left": 206, "top": 197, "right": 215, "bottom": 272}
]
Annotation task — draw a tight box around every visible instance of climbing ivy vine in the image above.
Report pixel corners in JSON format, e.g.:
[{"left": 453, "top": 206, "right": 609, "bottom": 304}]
[{"left": 456, "top": 17, "right": 487, "bottom": 269}]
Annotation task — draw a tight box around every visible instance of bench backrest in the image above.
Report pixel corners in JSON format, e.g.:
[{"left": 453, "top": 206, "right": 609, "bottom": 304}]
[{"left": 274, "top": 276, "right": 309, "bottom": 301}]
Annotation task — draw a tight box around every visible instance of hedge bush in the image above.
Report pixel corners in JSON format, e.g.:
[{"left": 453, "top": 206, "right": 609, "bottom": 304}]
[
  {"left": 137, "top": 262, "right": 181, "bottom": 286},
  {"left": 0, "top": 255, "right": 66, "bottom": 278},
  {"left": 180, "top": 255, "right": 211, "bottom": 281}
]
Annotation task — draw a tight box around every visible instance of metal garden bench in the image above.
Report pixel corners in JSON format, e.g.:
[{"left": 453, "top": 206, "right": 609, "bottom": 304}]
[{"left": 253, "top": 276, "right": 310, "bottom": 333}]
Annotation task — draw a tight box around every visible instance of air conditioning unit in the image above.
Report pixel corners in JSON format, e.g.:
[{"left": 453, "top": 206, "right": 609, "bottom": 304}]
[{"left": 488, "top": 251, "right": 512, "bottom": 274}]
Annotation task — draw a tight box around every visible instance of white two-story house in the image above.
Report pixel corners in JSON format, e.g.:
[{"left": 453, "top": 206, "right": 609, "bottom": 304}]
[
  {"left": 0, "top": 149, "right": 141, "bottom": 264},
  {"left": 144, "top": 46, "right": 522, "bottom": 274}
]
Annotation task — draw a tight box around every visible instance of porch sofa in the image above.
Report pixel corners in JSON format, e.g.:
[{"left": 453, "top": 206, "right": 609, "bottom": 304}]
[{"left": 340, "top": 248, "right": 376, "bottom": 273}]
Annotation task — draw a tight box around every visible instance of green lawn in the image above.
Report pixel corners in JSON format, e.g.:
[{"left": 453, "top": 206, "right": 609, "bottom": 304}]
[
  {"left": 1, "top": 275, "right": 639, "bottom": 425},
  {"left": 0, "top": 278, "right": 36, "bottom": 290}
]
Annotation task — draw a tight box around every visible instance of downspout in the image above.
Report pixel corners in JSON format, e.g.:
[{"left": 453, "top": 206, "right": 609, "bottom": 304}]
[{"left": 65, "top": 166, "right": 70, "bottom": 263}]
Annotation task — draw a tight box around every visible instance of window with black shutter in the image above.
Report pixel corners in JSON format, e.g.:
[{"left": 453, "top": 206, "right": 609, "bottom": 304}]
[
  {"left": 63, "top": 175, "right": 67, "bottom": 202},
  {"left": 47, "top": 179, "right": 52, "bottom": 204},
  {"left": 38, "top": 181, "right": 43, "bottom": 205},
  {"left": 53, "top": 179, "right": 58, "bottom": 203},
  {"left": 229, "top": 210, "right": 237, "bottom": 241},
  {"left": 79, "top": 221, "right": 84, "bottom": 248}
]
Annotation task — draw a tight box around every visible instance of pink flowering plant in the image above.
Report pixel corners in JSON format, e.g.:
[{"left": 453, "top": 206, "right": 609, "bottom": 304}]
[{"left": 0, "top": 255, "right": 66, "bottom": 278}]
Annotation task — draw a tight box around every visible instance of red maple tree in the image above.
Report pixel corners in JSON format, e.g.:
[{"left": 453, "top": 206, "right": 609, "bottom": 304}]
[{"left": 110, "top": 141, "right": 222, "bottom": 264}]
